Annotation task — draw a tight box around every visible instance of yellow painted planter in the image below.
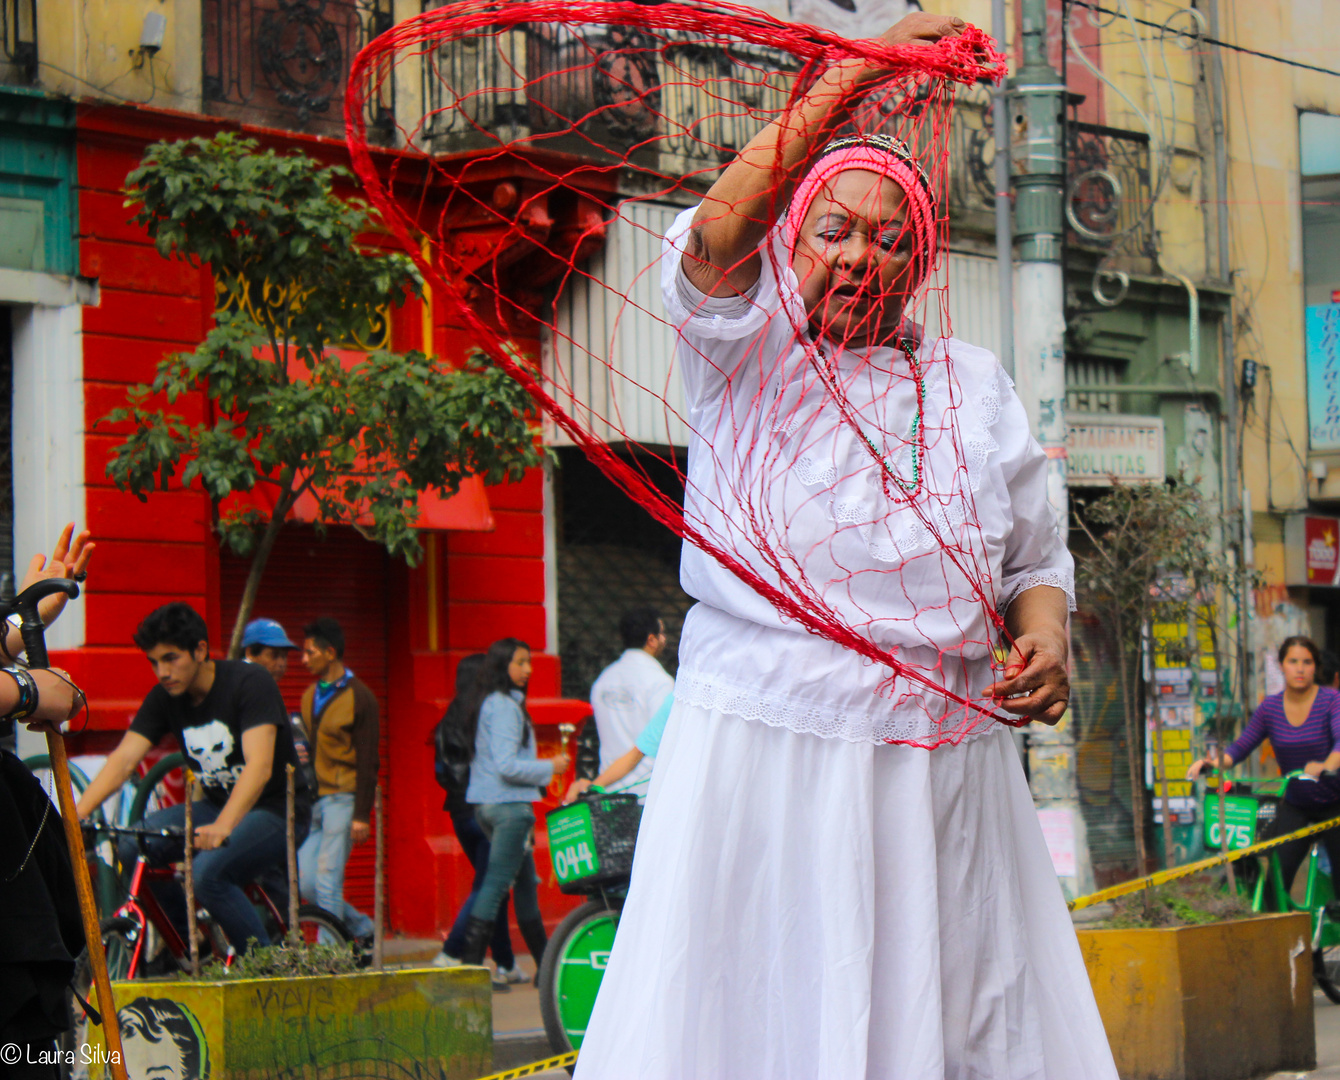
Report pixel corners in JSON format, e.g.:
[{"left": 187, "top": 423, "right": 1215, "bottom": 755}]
[
  {"left": 1078, "top": 912, "right": 1315, "bottom": 1080},
  {"left": 89, "top": 966, "right": 490, "bottom": 1080}
]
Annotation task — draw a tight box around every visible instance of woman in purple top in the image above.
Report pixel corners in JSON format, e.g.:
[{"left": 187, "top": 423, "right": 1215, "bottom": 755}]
[{"left": 1189, "top": 635, "right": 1340, "bottom": 891}]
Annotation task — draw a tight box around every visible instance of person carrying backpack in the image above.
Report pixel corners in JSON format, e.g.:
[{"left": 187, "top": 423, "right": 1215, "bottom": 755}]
[{"left": 431, "top": 654, "right": 523, "bottom": 987}]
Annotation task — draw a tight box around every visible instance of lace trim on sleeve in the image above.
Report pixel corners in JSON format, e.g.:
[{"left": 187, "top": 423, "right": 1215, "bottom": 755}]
[{"left": 999, "top": 569, "right": 1078, "bottom": 613}]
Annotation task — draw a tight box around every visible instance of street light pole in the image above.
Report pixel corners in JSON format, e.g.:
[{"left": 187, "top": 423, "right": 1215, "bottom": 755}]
[
  {"left": 1009, "top": 0, "right": 1094, "bottom": 897},
  {"left": 1010, "top": 0, "right": 1068, "bottom": 526}
]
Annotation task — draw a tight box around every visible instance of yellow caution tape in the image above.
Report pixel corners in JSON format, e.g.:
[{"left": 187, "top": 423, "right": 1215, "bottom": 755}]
[
  {"left": 471, "top": 1051, "right": 579, "bottom": 1079},
  {"left": 1069, "top": 815, "right": 1340, "bottom": 911}
]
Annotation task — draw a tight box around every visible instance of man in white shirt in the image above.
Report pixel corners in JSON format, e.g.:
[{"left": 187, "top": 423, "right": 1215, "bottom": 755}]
[{"left": 589, "top": 607, "right": 674, "bottom": 794}]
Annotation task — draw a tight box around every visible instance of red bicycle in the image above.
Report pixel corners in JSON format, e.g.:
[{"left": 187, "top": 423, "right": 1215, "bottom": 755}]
[{"left": 63, "top": 821, "right": 351, "bottom": 1077}]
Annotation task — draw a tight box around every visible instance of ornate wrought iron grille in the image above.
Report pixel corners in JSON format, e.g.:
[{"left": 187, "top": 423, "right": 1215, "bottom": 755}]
[
  {"left": 1065, "top": 120, "right": 1157, "bottom": 264},
  {"left": 203, "top": 0, "right": 394, "bottom": 139},
  {"left": 555, "top": 447, "right": 691, "bottom": 702},
  {"left": 0, "top": 0, "right": 36, "bottom": 86},
  {"left": 418, "top": 15, "right": 996, "bottom": 228}
]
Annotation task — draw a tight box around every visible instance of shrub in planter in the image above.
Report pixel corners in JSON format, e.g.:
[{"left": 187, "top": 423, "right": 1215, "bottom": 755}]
[{"left": 1078, "top": 883, "right": 1313, "bottom": 1080}]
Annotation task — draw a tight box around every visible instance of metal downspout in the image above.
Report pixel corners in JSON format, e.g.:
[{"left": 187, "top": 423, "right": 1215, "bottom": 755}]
[
  {"left": 993, "top": 0, "right": 1014, "bottom": 378},
  {"left": 1205, "top": 0, "right": 1249, "bottom": 715}
]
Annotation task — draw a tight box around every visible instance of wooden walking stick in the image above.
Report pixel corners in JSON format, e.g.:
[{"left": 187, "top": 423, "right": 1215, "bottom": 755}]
[
  {"left": 286, "top": 764, "right": 299, "bottom": 945},
  {"left": 183, "top": 783, "right": 199, "bottom": 977},
  {"left": 15, "top": 577, "right": 128, "bottom": 1080},
  {"left": 373, "top": 783, "right": 384, "bottom": 971}
]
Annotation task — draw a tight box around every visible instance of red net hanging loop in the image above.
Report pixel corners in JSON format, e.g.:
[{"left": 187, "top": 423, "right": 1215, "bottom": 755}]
[{"left": 347, "top": 3, "right": 1020, "bottom": 748}]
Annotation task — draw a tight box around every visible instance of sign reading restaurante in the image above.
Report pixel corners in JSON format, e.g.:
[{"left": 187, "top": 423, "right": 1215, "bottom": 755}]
[{"left": 1065, "top": 414, "right": 1165, "bottom": 485}]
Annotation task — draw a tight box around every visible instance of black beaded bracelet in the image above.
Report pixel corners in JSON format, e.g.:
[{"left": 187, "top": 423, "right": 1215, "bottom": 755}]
[{"left": 3, "top": 666, "right": 39, "bottom": 721}]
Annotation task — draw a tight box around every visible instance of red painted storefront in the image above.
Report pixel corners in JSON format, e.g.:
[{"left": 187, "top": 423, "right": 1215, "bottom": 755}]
[{"left": 58, "top": 100, "right": 591, "bottom": 938}]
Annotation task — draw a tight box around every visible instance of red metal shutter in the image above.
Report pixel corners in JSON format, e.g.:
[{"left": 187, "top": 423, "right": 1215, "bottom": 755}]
[{"left": 219, "top": 525, "right": 390, "bottom": 917}]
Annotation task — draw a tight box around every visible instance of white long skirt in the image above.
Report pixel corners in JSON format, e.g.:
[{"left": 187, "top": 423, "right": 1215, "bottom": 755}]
[{"left": 573, "top": 702, "right": 1118, "bottom": 1080}]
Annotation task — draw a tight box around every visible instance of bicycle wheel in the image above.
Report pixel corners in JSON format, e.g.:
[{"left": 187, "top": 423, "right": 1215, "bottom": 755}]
[
  {"left": 538, "top": 897, "right": 623, "bottom": 1057},
  {"left": 127, "top": 752, "right": 185, "bottom": 825},
  {"left": 294, "top": 903, "right": 353, "bottom": 946},
  {"left": 62, "top": 916, "right": 138, "bottom": 1080}
]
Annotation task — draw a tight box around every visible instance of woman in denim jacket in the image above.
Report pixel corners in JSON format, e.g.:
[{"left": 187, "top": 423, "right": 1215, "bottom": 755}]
[{"left": 459, "top": 638, "right": 569, "bottom": 975}]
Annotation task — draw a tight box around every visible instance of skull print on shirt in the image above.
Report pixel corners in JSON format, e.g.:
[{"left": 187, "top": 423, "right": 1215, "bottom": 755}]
[{"left": 181, "top": 718, "right": 244, "bottom": 792}]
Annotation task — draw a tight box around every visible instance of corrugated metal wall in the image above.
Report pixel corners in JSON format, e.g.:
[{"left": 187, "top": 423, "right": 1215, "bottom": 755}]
[
  {"left": 549, "top": 201, "right": 690, "bottom": 449},
  {"left": 549, "top": 203, "right": 1009, "bottom": 450}
]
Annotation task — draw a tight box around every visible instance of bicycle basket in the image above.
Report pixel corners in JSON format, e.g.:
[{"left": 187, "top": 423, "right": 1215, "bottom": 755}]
[{"left": 546, "top": 793, "right": 641, "bottom": 894}]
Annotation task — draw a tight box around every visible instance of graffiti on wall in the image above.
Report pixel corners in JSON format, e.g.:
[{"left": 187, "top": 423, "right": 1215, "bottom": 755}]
[{"left": 97, "top": 969, "right": 490, "bottom": 1080}]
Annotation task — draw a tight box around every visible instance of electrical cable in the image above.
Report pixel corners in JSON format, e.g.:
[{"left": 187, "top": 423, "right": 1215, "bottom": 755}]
[
  {"left": 1070, "top": 0, "right": 1340, "bottom": 79},
  {"left": 36, "top": 55, "right": 161, "bottom": 105}
]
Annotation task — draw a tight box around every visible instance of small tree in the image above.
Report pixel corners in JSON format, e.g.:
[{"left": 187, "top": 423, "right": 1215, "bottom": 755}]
[
  {"left": 105, "top": 134, "right": 545, "bottom": 657},
  {"left": 1073, "top": 481, "right": 1244, "bottom": 877}
]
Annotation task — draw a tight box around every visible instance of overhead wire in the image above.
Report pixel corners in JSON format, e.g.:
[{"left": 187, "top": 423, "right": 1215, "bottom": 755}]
[{"left": 1069, "top": 0, "right": 1340, "bottom": 79}]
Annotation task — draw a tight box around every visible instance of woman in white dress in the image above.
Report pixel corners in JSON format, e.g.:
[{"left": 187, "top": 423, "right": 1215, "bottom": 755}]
[{"left": 573, "top": 11, "right": 1118, "bottom": 1079}]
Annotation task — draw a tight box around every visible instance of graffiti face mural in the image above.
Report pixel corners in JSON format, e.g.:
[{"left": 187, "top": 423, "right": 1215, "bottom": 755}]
[{"left": 119, "top": 998, "right": 209, "bottom": 1080}]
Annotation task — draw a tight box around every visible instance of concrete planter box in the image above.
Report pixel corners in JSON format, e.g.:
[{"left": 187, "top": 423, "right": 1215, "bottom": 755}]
[
  {"left": 1077, "top": 912, "right": 1315, "bottom": 1080},
  {"left": 90, "top": 966, "right": 490, "bottom": 1079}
]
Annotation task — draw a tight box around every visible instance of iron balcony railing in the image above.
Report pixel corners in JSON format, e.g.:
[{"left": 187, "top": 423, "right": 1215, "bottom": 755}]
[
  {"left": 417, "top": 17, "right": 1001, "bottom": 223},
  {"left": 202, "top": 0, "right": 394, "bottom": 139},
  {"left": 1066, "top": 120, "right": 1157, "bottom": 262}
]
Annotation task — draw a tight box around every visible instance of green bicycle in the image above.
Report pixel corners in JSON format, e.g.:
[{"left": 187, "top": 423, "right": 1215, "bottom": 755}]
[
  {"left": 1204, "top": 769, "right": 1340, "bottom": 1002},
  {"left": 539, "top": 790, "right": 641, "bottom": 1056}
]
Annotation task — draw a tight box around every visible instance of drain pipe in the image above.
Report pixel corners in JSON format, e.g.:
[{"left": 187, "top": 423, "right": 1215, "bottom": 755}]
[
  {"left": 992, "top": 0, "right": 1014, "bottom": 378},
  {"left": 1206, "top": 0, "right": 1250, "bottom": 716},
  {"left": 1168, "top": 271, "right": 1199, "bottom": 376}
]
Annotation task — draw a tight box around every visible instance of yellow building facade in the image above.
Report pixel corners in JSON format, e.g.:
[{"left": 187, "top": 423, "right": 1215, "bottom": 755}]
[{"left": 1217, "top": 2, "right": 1340, "bottom": 678}]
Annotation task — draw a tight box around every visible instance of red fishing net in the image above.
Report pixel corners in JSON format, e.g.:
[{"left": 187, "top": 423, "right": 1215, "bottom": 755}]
[{"left": 346, "top": 3, "right": 1014, "bottom": 747}]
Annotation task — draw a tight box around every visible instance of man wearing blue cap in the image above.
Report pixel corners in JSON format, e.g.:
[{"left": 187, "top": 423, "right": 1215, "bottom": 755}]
[
  {"left": 242, "top": 618, "right": 296, "bottom": 681},
  {"left": 243, "top": 617, "right": 317, "bottom": 805}
]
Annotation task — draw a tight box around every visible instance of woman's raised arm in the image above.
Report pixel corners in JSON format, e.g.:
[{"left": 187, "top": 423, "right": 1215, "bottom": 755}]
[{"left": 682, "top": 12, "right": 965, "bottom": 299}]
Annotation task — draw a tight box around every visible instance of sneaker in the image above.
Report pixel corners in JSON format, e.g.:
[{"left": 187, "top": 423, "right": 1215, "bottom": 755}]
[
  {"left": 489, "top": 966, "right": 512, "bottom": 992},
  {"left": 432, "top": 951, "right": 463, "bottom": 968},
  {"left": 495, "top": 964, "right": 528, "bottom": 985}
]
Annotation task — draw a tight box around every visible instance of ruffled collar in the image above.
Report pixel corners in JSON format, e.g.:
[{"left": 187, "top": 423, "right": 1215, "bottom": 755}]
[{"left": 771, "top": 334, "right": 1004, "bottom": 564}]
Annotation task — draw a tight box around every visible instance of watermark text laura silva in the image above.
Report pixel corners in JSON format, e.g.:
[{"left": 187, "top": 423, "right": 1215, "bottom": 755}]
[{"left": 0, "top": 1041, "right": 122, "bottom": 1066}]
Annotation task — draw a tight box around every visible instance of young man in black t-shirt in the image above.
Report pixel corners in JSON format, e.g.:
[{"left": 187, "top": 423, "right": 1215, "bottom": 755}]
[{"left": 76, "top": 603, "right": 310, "bottom": 954}]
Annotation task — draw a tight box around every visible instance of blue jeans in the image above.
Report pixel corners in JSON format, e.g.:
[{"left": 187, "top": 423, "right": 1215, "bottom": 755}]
[
  {"left": 473, "top": 802, "right": 541, "bottom": 926},
  {"left": 297, "top": 792, "right": 375, "bottom": 940},
  {"left": 443, "top": 809, "right": 515, "bottom": 965},
  {"left": 124, "top": 801, "right": 303, "bottom": 955}
]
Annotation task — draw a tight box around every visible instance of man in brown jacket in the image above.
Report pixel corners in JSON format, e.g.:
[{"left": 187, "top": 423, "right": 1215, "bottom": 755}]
[{"left": 296, "top": 617, "right": 379, "bottom": 944}]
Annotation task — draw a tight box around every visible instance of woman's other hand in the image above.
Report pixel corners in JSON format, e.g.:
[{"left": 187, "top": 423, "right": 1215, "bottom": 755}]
[
  {"left": 550, "top": 752, "right": 572, "bottom": 776},
  {"left": 564, "top": 779, "right": 593, "bottom": 805},
  {"left": 1305, "top": 760, "right": 1327, "bottom": 779},
  {"left": 984, "top": 628, "right": 1069, "bottom": 726},
  {"left": 18, "top": 523, "right": 94, "bottom": 629}
]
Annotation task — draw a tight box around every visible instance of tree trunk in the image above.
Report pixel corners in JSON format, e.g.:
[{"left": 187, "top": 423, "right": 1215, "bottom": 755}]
[
  {"left": 226, "top": 472, "right": 297, "bottom": 659},
  {"left": 1118, "top": 621, "right": 1150, "bottom": 877}
]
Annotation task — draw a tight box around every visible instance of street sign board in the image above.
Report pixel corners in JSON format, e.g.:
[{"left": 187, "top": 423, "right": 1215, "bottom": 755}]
[{"left": 1066, "top": 413, "right": 1165, "bottom": 485}]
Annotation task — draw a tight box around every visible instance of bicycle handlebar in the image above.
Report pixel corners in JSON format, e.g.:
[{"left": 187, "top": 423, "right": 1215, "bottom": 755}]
[
  {"left": 80, "top": 820, "right": 229, "bottom": 848},
  {"left": 0, "top": 576, "right": 80, "bottom": 669},
  {"left": 80, "top": 821, "right": 185, "bottom": 840}
]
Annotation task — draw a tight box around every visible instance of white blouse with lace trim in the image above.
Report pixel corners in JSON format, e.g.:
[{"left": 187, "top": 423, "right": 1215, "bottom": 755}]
[{"left": 661, "top": 205, "right": 1074, "bottom": 745}]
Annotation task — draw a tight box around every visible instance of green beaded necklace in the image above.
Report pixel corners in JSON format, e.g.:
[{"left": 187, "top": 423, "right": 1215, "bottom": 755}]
[{"left": 810, "top": 337, "right": 926, "bottom": 501}]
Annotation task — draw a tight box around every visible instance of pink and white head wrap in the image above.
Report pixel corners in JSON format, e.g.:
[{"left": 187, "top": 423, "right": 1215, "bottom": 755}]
[{"left": 783, "top": 134, "right": 938, "bottom": 290}]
